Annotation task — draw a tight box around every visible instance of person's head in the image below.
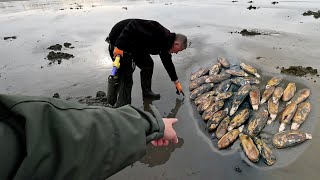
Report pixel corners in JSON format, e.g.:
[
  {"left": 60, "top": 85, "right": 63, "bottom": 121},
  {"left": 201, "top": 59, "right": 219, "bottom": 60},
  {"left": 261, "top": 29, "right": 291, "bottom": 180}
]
[{"left": 169, "top": 33, "right": 187, "bottom": 54}]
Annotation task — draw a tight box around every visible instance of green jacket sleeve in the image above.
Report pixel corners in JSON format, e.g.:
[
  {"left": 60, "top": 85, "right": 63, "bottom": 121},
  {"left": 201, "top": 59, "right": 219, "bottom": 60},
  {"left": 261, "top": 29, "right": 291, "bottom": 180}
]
[{"left": 0, "top": 94, "right": 164, "bottom": 180}]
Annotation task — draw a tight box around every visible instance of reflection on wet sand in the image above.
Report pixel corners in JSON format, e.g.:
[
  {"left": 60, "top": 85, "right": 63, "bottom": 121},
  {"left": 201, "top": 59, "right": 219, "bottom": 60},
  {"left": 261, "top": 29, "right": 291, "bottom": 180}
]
[
  {"left": 139, "top": 137, "right": 184, "bottom": 167},
  {"left": 143, "top": 97, "right": 184, "bottom": 118},
  {"left": 141, "top": 97, "right": 184, "bottom": 167}
]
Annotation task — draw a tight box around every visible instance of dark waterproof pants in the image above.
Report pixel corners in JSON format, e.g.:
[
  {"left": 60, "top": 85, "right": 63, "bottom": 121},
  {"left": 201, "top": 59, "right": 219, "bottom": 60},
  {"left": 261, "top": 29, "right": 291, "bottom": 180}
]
[
  {"left": 108, "top": 45, "right": 134, "bottom": 107},
  {"left": 108, "top": 45, "right": 154, "bottom": 107}
]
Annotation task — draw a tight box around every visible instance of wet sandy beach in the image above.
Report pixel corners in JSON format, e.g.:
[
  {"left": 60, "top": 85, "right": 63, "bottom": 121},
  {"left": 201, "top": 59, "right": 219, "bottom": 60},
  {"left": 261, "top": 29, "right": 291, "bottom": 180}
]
[{"left": 1, "top": 0, "right": 320, "bottom": 179}]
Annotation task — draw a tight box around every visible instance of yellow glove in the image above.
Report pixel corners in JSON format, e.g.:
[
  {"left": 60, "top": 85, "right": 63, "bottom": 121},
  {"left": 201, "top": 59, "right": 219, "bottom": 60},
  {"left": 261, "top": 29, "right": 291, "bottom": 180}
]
[
  {"left": 113, "top": 47, "right": 124, "bottom": 57},
  {"left": 113, "top": 56, "right": 121, "bottom": 69},
  {"left": 175, "top": 81, "right": 184, "bottom": 96}
]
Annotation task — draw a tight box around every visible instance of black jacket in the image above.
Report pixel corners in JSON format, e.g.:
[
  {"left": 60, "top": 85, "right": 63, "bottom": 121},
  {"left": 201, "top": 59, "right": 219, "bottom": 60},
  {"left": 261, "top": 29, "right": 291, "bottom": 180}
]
[
  {"left": 108, "top": 19, "right": 178, "bottom": 82},
  {"left": 0, "top": 94, "right": 164, "bottom": 180}
]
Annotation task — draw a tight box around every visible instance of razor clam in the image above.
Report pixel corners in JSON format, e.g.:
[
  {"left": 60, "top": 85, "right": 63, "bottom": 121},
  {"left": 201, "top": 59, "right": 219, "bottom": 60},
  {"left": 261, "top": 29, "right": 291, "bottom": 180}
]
[
  {"left": 239, "top": 133, "right": 260, "bottom": 163},
  {"left": 209, "top": 63, "right": 222, "bottom": 75},
  {"left": 272, "top": 130, "right": 312, "bottom": 149},
  {"left": 218, "top": 125, "right": 244, "bottom": 149},
  {"left": 215, "top": 79, "right": 232, "bottom": 95},
  {"left": 229, "top": 84, "right": 251, "bottom": 116},
  {"left": 291, "top": 102, "right": 312, "bottom": 130},
  {"left": 202, "top": 100, "right": 224, "bottom": 121},
  {"left": 245, "top": 110, "right": 269, "bottom": 137},
  {"left": 194, "top": 90, "right": 215, "bottom": 105},
  {"left": 249, "top": 85, "right": 260, "bottom": 111},
  {"left": 279, "top": 103, "right": 298, "bottom": 132},
  {"left": 190, "top": 67, "right": 210, "bottom": 81},
  {"left": 254, "top": 137, "right": 276, "bottom": 166},
  {"left": 189, "top": 75, "right": 209, "bottom": 91},
  {"left": 217, "top": 57, "right": 231, "bottom": 68},
  {"left": 216, "top": 116, "right": 231, "bottom": 139},
  {"left": 260, "top": 86, "right": 275, "bottom": 105},
  {"left": 190, "top": 83, "right": 215, "bottom": 100},
  {"left": 205, "top": 73, "right": 231, "bottom": 83},
  {"left": 225, "top": 69, "right": 248, "bottom": 77},
  {"left": 266, "top": 77, "right": 282, "bottom": 89},
  {"left": 243, "top": 77, "right": 260, "bottom": 85},
  {"left": 197, "top": 96, "right": 215, "bottom": 113},
  {"left": 267, "top": 99, "right": 279, "bottom": 124},
  {"left": 215, "top": 91, "right": 233, "bottom": 101},
  {"left": 272, "top": 86, "right": 284, "bottom": 103},
  {"left": 287, "top": 88, "right": 311, "bottom": 106},
  {"left": 228, "top": 108, "right": 250, "bottom": 131},
  {"left": 207, "top": 108, "right": 229, "bottom": 131},
  {"left": 282, "top": 82, "right": 296, "bottom": 102},
  {"left": 240, "top": 63, "right": 261, "bottom": 78},
  {"left": 231, "top": 77, "right": 260, "bottom": 86}
]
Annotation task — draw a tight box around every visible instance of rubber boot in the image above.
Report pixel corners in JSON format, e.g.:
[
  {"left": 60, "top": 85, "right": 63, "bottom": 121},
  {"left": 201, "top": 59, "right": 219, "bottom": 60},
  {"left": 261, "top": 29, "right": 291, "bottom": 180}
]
[
  {"left": 114, "top": 73, "right": 133, "bottom": 108},
  {"left": 106, "top": 75, "right": 120, "bottom": 106},
  {"left": 141, "top": 70, "right": 160, "bottom": 99}
]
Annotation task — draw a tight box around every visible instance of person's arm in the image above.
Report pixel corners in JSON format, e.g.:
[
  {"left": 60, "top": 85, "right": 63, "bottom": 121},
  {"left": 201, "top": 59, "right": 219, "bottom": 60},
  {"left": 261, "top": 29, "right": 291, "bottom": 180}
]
[
  {"left": 159, "top": 52, "right": 184, "bottom": 95},
  {"left": 159, "top": 52, "right": 178, "bottom": 82},
  {"left": 0, "top": 94, "right": 175, "bottom": 180}
]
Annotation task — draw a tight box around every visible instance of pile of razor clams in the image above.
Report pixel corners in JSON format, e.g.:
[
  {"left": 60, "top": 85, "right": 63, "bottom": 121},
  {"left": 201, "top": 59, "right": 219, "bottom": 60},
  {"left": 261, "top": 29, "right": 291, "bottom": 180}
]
[{"left": 190, "top": 57, "right": 312, "bottom": 166}]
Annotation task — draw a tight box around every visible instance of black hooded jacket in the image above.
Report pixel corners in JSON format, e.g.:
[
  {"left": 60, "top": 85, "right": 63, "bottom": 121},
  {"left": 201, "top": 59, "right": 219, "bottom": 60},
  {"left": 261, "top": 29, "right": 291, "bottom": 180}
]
[{"left": 108, "top": 19, "right": 178, "bottom": 82}]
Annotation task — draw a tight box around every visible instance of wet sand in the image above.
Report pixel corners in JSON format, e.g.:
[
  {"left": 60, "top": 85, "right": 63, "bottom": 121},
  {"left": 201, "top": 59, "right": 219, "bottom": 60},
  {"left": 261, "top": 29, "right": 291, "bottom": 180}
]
[{"left": 1, "top": 0, "right": 320, "bottom": 179}]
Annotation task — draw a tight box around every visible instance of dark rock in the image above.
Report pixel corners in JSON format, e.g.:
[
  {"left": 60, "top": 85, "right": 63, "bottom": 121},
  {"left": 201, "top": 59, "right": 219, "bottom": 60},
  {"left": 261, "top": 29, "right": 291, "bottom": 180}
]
[
  {"left": 247, "top": 5, "right": 257, "bottom": 10},
  {"left": 48, "top": 44, "right": 62, "bottom": 51},
  {"left": 96, "top": 91, "right": 106, "bottom": 98},
  {"left": 53, "top": 93, "right": 60, "bottom": 98},
  {"left": 271, "top": 1, "right": 278, "bottom": 5},
  {"left": 4, "top": 36, "right": 17, "bottom": 40},
  {"left": 64, "top": 42, "right": 72, "bottom": 48},
  {"left": 122, "top": 7, "right": 127, "bottom": 10},
  {"left": 46, "top": 51, "right": 74, "bottom": 65},
  {"left": 66, "top": 93, "right": 109, "bottom": 106},
  {"left": 248, "top": 1, "right": 253, "bottom": 3},
  {"left": 240, "top": 29, "right": 261, "bottom": 36},
  {"left": 281, "top": 66, "right": 318, "bottom": 76},
  {"left": 302, "top": 10, "right": 320, "bottom": 19}
]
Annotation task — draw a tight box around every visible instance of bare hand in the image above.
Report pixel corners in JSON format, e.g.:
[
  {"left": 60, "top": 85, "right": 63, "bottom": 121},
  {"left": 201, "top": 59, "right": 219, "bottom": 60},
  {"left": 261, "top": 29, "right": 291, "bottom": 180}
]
[{"left": 151, "top": 118, "right": 178, "bottom": 146}]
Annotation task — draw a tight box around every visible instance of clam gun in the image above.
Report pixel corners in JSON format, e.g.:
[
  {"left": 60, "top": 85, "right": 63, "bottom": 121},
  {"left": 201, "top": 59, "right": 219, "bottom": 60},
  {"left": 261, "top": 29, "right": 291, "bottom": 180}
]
[
  {"left": 111, "top": 55, "right": 121, "bottom": 77},
  {"left": 106, "top": 55, "right": 121, "bottom": 106}
]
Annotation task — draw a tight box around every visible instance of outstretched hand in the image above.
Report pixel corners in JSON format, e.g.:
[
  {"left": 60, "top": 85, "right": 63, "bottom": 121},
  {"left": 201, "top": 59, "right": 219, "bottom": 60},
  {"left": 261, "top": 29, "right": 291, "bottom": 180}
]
[
  {"left": 151, "top": 118, "right": 178, "bottom": 146},
  {"left": 175, "top": 81, "right": 185, "bottom": 96}
]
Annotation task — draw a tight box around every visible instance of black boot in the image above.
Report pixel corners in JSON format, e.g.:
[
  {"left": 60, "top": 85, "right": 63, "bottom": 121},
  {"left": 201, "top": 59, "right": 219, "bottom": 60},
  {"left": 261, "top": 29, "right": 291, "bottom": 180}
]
[
  {"left": 141, "top": 70, "right": 160, "bottom": 99},
  {"left": 142, "top": 91, "right": 161, "bottom": 99}
]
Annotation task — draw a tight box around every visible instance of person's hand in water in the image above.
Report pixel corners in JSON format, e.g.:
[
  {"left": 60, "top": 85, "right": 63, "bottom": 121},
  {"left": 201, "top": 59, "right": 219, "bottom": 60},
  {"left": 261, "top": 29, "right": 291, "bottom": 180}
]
[{"left": 151, "top": 118, "right": 179, "bottom": 146}]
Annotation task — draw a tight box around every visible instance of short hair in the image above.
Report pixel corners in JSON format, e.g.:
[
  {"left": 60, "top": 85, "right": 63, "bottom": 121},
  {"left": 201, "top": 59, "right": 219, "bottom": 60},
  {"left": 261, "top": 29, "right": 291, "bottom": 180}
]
[{"left": 175, "top": 33, "right": 188, "bottom": 49}]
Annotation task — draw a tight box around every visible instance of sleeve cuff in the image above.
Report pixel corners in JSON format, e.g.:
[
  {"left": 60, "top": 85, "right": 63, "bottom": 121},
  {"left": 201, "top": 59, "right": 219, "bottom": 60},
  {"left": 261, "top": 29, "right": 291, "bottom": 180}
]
[{"left": 148, "top": 104, "right": 165, "bottom": 140}]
